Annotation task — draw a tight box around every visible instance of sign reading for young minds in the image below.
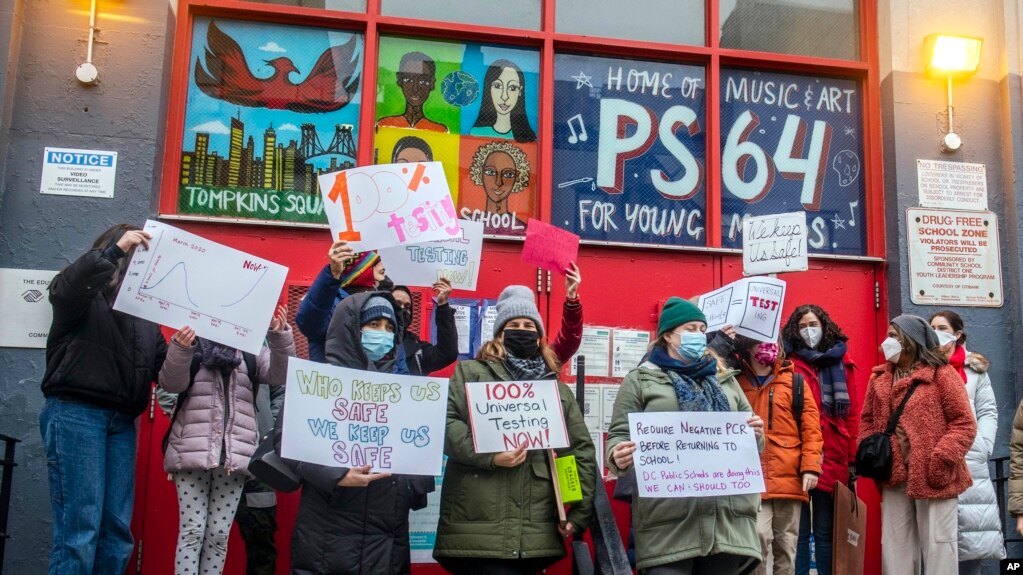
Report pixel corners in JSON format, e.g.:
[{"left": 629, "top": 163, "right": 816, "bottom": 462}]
[
  {"left": 465, "top": 380, "right": 569, "bottom": 453},
  {"left": 629, "top": 411, "right": 764, "bottom": 498},
  {"left": 742, "top": 211, "right": 808, "bottom": 276},
  {"left": 318, "top": 162, "right": 461, "bottom": 252},
  {"left": 281, "top": 357, "right": 448, "bottom": 476},
  {"left": 697, "top": 277, "right": 787, "bottom": 342}
]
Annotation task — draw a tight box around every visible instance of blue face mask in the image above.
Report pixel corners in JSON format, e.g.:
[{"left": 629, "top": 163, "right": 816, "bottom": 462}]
[
  {"left": 676, "top": 331, "right": 707, "bottom": 361},
  {"left": 361, "top": 330, "right": 394, "bottom": 361}
]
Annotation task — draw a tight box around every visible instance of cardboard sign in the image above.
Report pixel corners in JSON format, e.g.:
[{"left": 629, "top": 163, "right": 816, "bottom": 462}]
[
  {"left": 465, "top": 380, "right": 569, "bottom": 453},
  {"left": 629, "top": 411, "right": 765, "bottom": 498},
  {"left": 697, "top": 277, "right": 787, "bottom": 342},
  {"left": 318, "top": 162, "right": 461, "bottom": 252},
  {"left": 521, "top": 219, "right": 580, "bottom": 274},
  {"left": 742, "top": 211, "right": 808, "bottom": 275},
  {"left": 377, "top": 219, "right": 483, "bottom": 290},
  {"left": 280, "top": 357, "right": 448, "bottom": 476},
  {"left": 113, "top": 220, "right": 288, "bottom": 355}
]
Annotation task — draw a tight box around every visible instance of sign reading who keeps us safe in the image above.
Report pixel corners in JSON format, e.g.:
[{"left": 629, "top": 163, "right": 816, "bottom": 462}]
[{"left": 40, "top": 147, "right": 118, "bottom": 199}]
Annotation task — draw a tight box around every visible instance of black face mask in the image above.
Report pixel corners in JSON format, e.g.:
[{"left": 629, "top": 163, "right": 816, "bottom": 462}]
[
  {"left": 400, "top": 308, "right": 413, "bottom": 330},
  {"left": 503, "top": 329, "right": 540, "bottom": 358}
]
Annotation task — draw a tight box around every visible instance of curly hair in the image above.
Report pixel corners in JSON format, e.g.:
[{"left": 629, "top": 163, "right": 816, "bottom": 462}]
[
  {"left": 468, "top": 141, "right": 530, "bottom": 193},
  {"left": 781, "top": 304, "right": 848, "bottom": 353}
]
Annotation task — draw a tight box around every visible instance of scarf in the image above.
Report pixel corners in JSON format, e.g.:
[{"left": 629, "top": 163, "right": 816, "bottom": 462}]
[
  {"left": 790, "top": 340, "right": 849, "bottom": 417},
  {"left": 949, "top": 344, "right": 967, "bottom": 384},
  {"left": 504, "top": 352, "right": 551, "bottom": 381},
  {"left": 648, "top": 347, "right": 731, "bottom": 412},
  {"left": 197, "top": 338, "right": 241, "bottom": 378}
]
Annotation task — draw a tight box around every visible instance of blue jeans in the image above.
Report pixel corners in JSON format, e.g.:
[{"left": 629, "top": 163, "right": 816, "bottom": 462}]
[
  {"left": 796, "top": 488, "right": 834, "bottom": 575},
  {"left": 40, "top": 397, "right": 138, "bottom": 575}
]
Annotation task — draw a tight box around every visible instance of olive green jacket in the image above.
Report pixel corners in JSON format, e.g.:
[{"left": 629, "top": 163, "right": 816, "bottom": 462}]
[
  {"left": 605, "top": 362, "right": 765, "bottom": 572},
  {"left": 434, "top": 359, "right": 596, "bottom": 561}
]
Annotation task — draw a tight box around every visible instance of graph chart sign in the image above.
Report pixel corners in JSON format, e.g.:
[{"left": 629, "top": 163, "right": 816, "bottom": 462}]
[{"left": 114, "top": 220, "right": 289, "bottom": 354}]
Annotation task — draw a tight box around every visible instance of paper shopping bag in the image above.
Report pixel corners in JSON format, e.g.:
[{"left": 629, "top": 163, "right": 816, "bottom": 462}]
[{"left": 833, "top": 481, "right": 867, "bottom": 575}]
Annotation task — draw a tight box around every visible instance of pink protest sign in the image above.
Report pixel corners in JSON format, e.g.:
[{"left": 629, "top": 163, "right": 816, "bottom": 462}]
[{"left": 521, "top": 219, "right": 579, "bottom": 274}]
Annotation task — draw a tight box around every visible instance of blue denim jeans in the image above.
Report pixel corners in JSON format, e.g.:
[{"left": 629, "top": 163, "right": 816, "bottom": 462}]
[
  {"left": 796, "top": 488, "right": 834, "bottom": 575},
  {"left": 40, "top": 397, "right": 138, "bottom": 575}
]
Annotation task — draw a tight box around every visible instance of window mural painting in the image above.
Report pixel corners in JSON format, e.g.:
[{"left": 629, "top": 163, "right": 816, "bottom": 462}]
[
  {"left": 551, "top": 54, "right": 708, "bottom": 247},
  {"left": 719, "top": 69, "right": 866, "bottom": 255},
  {"left": 375, "top": 37, "right": 539, "bottom": 237},
  {"left": 178, "top": 17, "right": 363, "bottom": 224}
]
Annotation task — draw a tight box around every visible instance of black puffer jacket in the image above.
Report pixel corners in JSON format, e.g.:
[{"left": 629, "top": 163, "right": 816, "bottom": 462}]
[
  {"left": 41, "top": 245, "right": 167, "bottom": 416},
  {"left": 403, "top": 302, "right": 459, "bottom": 376},
  {"left": 289, "top": 291, "right": 434, "bottom": 575}
]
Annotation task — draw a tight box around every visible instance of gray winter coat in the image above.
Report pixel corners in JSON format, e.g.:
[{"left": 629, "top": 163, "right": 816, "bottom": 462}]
[
  {"left": 957, "top": 352, "right": 1005, "bottom": 562},
  {"left": 159, "top": 328, "right": 294, "bottom": 476}
]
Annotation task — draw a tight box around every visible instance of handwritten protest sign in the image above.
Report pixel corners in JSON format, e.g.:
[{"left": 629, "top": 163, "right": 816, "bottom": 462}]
[
  {"left": 742, "top": 212, "right": 808, "bottom": 276},
  {"left": 465, "top": 380, "right": 569, "bottom": 453},
  {"left": 113, "top": 220, "right": 288, "bottom": 355},
  {"left": 280, "top": 357, "right": 448, "bottom": 476},
  {"left": 318, "top": 162, "right": 461, "bottom": 252},
  {"left": 377, "top": 220, "right": 483, "bottom": 290},
  {"left": 629, "top": 411, "right": 764, "bottom": 498},
  {"left": 522, "top": 219, "right": 580, "bottom": 274},
  {"left": 697, "top": 276, "right": 786, "bottom": 342}
]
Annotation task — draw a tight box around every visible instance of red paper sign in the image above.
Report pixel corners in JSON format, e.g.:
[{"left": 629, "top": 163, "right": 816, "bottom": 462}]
[{"left": 522, "top": 219, "right": 580, "bottom": 274}]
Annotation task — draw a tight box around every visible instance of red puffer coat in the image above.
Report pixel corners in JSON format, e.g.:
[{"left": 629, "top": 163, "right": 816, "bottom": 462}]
[{"left": 790, "top": 355, "right": 859, "bottom": 494}]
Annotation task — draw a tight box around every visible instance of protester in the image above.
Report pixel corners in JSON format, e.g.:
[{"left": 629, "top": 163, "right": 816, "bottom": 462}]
[
  {"left": 288, "top": 292, "right": 433, "bottom": 574},
  {"left": 550, "top": 262, "right": 585, "bottom": 363},
  {"left": 735, "top": 336, "right": 823, "bottom": 575},
  {"left": 296, "top": 240, "right": 382, "bottom": 362},
  {"left": 859, "top": 314, "right": 976, "bottom": 575},
  {"left": 606, "top": 297, "right": 765, "bottom": 575},
  {"left": 1009, "top": 399, "right": 1023, "bottom": 537},
  {"left": 160, "top": 306, "right": 294, "bottom": 575},
  {"left": 781, "top": 304, "right": 859, "bottom": 575},
  {"left": 40, "top": 224, "right": 168, "bottom": 574},
  {"left": 434, "top": 285, "right": 596, "bottom": 574},
  {"left": 929, "top": 311, "right": 1005, "bottom": 574},
  {"left": 392, "top": 279, "right": 459, "bottom": 375}
]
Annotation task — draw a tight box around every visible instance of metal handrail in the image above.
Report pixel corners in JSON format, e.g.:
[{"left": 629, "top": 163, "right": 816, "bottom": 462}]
[
  {"left": 0, "top": 433, "right": 21, "bottom": 575},
  {"left": 990, "top": 455, "right": 1022, "bottom": 545}
]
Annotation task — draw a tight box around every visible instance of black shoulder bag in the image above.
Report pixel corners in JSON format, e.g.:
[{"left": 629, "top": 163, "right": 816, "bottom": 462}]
[{"left": 854, "top": 380, "right": 921, "bottom": 481}]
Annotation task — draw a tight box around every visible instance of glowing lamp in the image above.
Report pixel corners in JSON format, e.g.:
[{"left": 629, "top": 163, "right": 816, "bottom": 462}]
[{"left": 924, "top": 34, "right": 983, "bottom": 153}]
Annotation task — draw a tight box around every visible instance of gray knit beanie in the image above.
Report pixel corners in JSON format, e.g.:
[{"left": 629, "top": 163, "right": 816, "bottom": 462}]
[
  {"left": 361, "top": 295, "right": 396, "bottom": 328},
  {"left": 891, "top": 314, "right": 940, "bottom": 349},
  {"left": 493, "top": 285, "right": 544, "bottom": 337}
]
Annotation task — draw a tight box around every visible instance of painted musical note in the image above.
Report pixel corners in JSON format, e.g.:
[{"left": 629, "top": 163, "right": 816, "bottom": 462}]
[
  {"left": 848, "top": 200, "right": 859, "bottom": 227},
  {"left": 567, "top": 114, "right": 588, "bottom": 144}
]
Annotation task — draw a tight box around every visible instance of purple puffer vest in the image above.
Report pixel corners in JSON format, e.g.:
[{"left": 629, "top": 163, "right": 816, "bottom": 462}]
[{"left": 159, "top": 328, "right": 295, "bottom": 475}]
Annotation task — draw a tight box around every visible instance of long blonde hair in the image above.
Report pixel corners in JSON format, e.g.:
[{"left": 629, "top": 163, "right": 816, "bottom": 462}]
[{"left": 477, "top": 336, "right": 561, "bottom": 373}]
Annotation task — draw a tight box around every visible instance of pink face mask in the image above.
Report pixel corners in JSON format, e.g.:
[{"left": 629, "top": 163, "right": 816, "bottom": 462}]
[{"left": 753, "top": 343, "right": 779, "bottom": 367}]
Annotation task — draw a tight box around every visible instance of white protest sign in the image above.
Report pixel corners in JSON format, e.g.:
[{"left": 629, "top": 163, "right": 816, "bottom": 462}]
[
  {"left": 465, "top": 380, "right": 569, "bottom": 453},
  {"left": 697, "top": 277, "right": 786, "bottom": 342},
  {"left": 629, "top": 411, "right": 764, "bottom": 498},
  {"left": 318, "top": 162, "right": 461, "bottom": 252},
  {"left": 742, "top": 212, "right": 808, "bottom": 275},
  {"left": 280, "top": 357, "right": 448, "bottom": 476},
  {"left": 377, "top": 219, "right": 483, "bottom": 290},
  {"left": 113, "top": 220, "right": 288, "bottom": 355}
]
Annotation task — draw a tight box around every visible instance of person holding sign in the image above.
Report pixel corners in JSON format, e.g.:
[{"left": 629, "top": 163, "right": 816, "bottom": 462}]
[
  {"left": 392, "top": 281, "right": 459, "bottom": 376},
  {"left": 434, "top": 285, "right": 596, "bottom": 574},
  {"left": 160, "top": 306, "right": 295, "bottom": 575},
  {"left": 40, "top": 224, "right": 168, "bottom": 575},
  {"left": 734, "top": 336, "right": 823, "bottom": 575},
  {"left": 288, "top": 291, "right": 433, "bottom": 574},
  {"left": 606, "top": 297, "right": 765, "bottom": 575},
  {"left": 781, "top": 304, "right": 860, "bottom": 575},
  {"left": 858, "top": 315, "right": 975, "bottom": 575},
  {"left": 296, "top": 242, "right": 388, "bottom": 362}
]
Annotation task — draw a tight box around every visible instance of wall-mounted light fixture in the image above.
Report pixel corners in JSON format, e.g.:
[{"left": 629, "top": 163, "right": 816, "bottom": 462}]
[
  {"left": 924, "top": 34, "right": 982, "bottom": 153},
  {"left": 75, "top": 0, "right": 99, "bottom": 85}
]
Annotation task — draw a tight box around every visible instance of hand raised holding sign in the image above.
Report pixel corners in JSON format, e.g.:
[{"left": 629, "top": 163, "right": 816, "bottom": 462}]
[
  {"left": 747, "top": 414, "right": 764, "bottom": 441},
  {"left": 611, "top": 440, "right": 636, "bottom": 471},
  {"left": 269, "top": 305, "right": 289, "bottom": 332},
  {"left": 171, "top": 326, "right": 197, "bottom": 347},
  {"left": 338, "top": 465, "right": 392, "bottom": 487},
  {"left": 327, "top": 240, "right": 356, "bottom": 280},
  {"left": 493, "top": 444, "right": 527, "bottom": 468},
  {"left": 433, "top": 277, "right": 453, "bottom": 306},
  {"left": 565, "top": 262, "right": 581, "bottom": 300}
]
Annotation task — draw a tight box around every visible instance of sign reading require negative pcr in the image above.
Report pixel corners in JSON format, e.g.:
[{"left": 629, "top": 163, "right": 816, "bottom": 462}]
[
  {"left": 280, "top": 357, "right": 448, "bottom": 476},
  {"left": 465, "top": 380, "right": 569, "bottom": 453},
  {"left": 629, "top": 411, "right": 764, "bottom": 498}
]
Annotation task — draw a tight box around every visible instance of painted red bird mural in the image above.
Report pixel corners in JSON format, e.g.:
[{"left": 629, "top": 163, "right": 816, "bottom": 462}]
[{"left": 194, "top": 21, "right": 361, "bottom": 113}]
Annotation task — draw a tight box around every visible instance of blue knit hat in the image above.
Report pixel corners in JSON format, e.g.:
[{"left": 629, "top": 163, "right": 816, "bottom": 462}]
[
  {"left": 493, "top": 285, "right": 544, "bottom": 337},
  {"left": 361, "top": 295, "right": 396, "bottom": 328}
]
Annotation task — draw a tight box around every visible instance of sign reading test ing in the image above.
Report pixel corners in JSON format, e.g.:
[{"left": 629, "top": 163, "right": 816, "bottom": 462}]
[{"left": 907, "top": 207, "right": 1002, "bottom": 307}]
